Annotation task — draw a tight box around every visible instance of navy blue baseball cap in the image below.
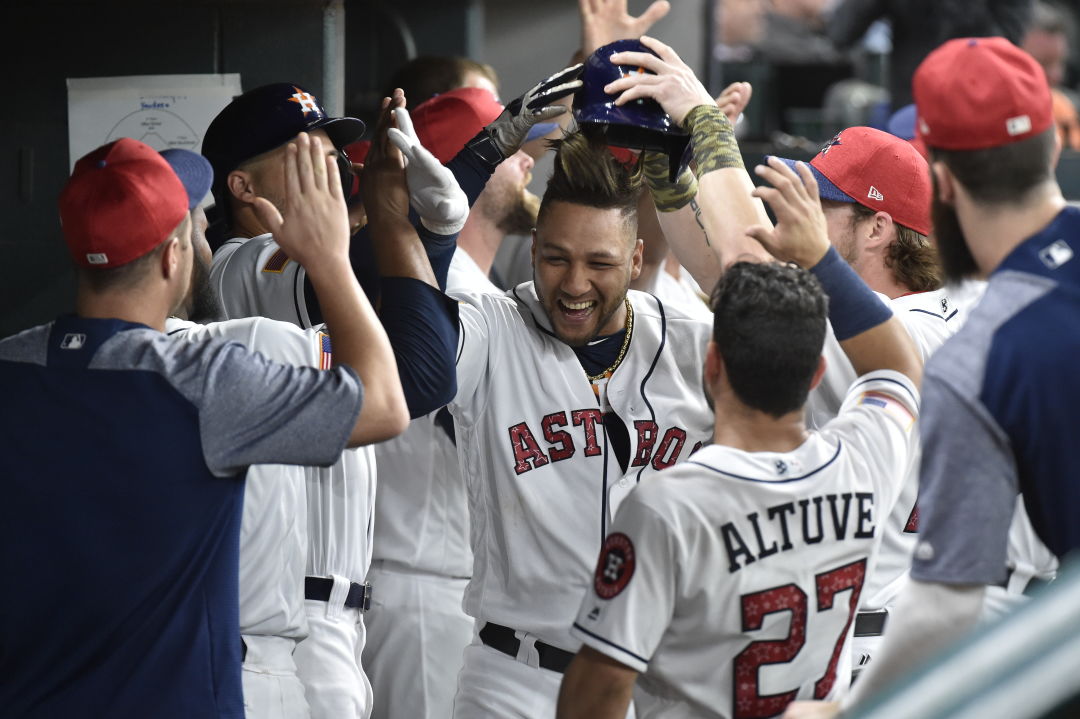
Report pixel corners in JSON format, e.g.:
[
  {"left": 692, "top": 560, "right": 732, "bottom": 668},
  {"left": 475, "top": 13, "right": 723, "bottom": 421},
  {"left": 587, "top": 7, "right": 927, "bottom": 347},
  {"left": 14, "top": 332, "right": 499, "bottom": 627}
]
[
  {"left": 574, "top": 39, "right": 689, "bottom": 160},
  {"left": 160, "top": 148, "right": 214, "bottom": 210},
  {"left": 202, "top": 83, "right": 365, "bottom": 204}
]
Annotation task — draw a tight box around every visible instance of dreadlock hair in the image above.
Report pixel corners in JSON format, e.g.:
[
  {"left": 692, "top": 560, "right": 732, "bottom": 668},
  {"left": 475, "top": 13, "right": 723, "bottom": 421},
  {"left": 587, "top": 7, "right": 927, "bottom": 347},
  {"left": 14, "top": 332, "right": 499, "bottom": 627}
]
[{"left": 537, "top": 127, "right": 644, "bottom": 237}]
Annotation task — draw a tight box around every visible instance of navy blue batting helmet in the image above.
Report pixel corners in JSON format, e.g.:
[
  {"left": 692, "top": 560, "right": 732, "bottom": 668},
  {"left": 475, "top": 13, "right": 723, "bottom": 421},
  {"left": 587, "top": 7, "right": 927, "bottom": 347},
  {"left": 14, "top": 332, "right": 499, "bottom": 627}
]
[{"left": 573, "top": 39, "right": 690, "bottom": 165}]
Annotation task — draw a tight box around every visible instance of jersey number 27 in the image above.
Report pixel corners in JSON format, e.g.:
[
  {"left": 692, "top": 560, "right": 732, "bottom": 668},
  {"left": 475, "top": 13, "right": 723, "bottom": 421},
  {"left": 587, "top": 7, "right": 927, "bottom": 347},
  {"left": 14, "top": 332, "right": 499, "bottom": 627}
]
[{"left": 732, "top": 559, "right": 866, "bottom": 719}]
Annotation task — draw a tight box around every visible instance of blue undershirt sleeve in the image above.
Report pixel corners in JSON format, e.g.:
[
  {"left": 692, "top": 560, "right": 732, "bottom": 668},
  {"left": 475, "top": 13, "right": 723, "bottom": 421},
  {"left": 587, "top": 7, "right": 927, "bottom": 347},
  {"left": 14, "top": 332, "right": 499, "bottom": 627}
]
[{"left": 378, "top": 277, "right": 460, "bottom": 418}]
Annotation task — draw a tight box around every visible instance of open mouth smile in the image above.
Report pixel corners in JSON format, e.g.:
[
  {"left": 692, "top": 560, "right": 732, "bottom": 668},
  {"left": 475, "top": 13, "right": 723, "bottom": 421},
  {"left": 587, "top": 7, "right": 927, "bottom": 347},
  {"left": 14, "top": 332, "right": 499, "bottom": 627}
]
[{"left": 557, "top": 298, "right": 597, "bottom": 323}]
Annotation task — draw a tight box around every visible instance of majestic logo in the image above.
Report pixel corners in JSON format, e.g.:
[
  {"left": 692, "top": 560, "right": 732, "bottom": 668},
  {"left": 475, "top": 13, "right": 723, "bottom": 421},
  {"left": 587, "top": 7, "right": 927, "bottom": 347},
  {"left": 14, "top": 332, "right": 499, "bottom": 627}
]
[
  {"left": 867, "top": 186, "right": 884, "bottom": 202},
  {"left": 775, "top": 459, "right": 788, "bottom": 475},
  {"left": 288, "top": 87, "right": 320, "bottom": 116},
  {"left": 819, "top": 133, "right": 842, "bottom": 155},
  {"left": 594, "top": 532, "right": 636, "bottom": 599},
  {"left": 941, "top": 297, "right": 949, "bottom": 315},
  {"left": 587, "top": 606, "right": 601, "bottom": 621},
  {"left": 60, "top": 333, "right": 86, "bottom": 350}
]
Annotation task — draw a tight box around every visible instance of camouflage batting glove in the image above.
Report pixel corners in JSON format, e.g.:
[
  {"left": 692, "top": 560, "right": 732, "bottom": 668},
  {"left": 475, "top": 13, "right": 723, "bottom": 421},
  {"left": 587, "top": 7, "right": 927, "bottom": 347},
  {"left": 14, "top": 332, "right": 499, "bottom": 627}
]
[
  {"left": 684, "top": 104, "right": 744, "bottom": 176},
  {"left": 484, "top": 64, "right": 584, "bottom": 159}
]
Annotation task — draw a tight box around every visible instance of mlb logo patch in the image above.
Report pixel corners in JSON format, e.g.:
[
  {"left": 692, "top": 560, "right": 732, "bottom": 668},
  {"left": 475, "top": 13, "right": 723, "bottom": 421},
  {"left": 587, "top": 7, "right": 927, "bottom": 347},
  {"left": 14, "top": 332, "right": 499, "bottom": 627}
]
[
  {"left": 60, "top": 333, "right": 86, "bottom": 350},
  {"left": 1006, "top": 114, "right": 1032, "bottom": 137},
  {"left": 1039, "top": 240, "right": 1073, "bottom": 269},
  {"left": 86, "top": 253, "right": 108, "bottom": 265}
]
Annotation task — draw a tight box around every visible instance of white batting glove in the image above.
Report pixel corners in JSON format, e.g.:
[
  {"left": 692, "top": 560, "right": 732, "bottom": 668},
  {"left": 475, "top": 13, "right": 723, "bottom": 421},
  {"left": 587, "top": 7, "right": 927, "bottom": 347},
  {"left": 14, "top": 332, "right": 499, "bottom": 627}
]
[{"left": 387, "top": 107, "right": 469, "bottom": 236}]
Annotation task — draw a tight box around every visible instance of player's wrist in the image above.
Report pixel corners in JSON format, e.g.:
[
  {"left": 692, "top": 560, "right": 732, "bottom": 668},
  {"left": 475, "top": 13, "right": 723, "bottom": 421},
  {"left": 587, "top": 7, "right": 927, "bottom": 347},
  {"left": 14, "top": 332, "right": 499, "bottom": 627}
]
[
  {"left": 642, "top": 151, "right": 698, "bottom": 212},
  {"left": 684, "top": 104, "right": 743, "bottom": 176}
]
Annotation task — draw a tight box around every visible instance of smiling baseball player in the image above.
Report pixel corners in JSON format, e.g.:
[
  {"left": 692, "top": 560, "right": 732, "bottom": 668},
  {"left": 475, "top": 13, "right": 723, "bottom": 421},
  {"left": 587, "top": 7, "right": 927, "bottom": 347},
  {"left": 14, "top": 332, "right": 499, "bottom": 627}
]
[{"left": 558, "top": 156, "right": 922, "bottom": 719}]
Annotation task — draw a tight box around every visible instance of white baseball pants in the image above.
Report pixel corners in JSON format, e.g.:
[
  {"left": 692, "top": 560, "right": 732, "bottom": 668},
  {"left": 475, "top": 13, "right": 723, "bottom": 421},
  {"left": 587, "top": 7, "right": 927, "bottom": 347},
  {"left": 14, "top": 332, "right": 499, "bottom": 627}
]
[
  {"left": 293, "top": 576, "right": 373, "bottom": 719},
  {"left": 241, "top": 634, "right": 310, "bottom": 719},
  {"left": 363, "top": 564, "right": 474, "bottom": 719}
]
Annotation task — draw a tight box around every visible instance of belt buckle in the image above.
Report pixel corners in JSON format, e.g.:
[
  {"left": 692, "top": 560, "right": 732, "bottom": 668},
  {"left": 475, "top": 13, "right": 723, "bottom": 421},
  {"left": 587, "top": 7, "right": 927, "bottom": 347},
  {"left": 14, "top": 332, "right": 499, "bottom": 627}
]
[{"left": 360, "top": 582, "right": 373, "bottom": 612}]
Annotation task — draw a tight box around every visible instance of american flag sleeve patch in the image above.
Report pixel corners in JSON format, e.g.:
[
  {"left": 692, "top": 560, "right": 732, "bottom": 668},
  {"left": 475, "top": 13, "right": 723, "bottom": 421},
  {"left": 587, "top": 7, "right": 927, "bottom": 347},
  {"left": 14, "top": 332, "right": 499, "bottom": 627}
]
[
  {"left": 262, "top": 248, "right": 291, "bottom": 273},
  {"left": 318, "top": 332, "right": 333, "bottom": 370},
  {"left": 859, "top": 390, "right": 915, "bottom": 431}
]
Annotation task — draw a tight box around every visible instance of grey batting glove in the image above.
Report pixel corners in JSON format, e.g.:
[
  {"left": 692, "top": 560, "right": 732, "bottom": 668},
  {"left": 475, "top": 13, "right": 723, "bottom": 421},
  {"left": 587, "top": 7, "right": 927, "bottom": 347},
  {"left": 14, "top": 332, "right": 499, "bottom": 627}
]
[
  {"left": 387, "top": 107, "right": 469, "bottom": 236},
  {"left": 485, "top": 64, "right": 584, "bottom": 158}
]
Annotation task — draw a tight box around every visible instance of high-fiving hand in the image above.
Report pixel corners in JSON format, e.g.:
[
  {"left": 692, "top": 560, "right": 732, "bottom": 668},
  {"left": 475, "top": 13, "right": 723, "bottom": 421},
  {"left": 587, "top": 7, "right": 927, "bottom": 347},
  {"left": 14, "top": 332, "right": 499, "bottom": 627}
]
[
  {"left": 745, "top": 157, "right": 832, "bottom": 268},
  {"left": 253, "top": 132, "right": 350, "bottom": 273}
]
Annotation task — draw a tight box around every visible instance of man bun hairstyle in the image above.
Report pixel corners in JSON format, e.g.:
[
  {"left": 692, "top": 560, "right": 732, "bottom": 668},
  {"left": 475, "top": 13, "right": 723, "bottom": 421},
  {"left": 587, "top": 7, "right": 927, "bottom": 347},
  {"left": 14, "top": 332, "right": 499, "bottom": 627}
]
[
  {"left": 538, "top": 127, "right": 644, "bottom": 232},
  {"left": 711, "top": 262, "right": 828, "bottom": 417}
]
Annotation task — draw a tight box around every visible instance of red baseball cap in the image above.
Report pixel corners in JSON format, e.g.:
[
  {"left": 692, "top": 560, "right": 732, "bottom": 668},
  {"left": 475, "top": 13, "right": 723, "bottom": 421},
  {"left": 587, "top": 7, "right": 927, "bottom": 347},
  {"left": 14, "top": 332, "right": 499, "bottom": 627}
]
[
  {"left": 59, "top": 138, "right": 190, "bottom": 268},
  {"left": 913, "top": 37, "right": 1053, "bottom": 151},
  {"left": 411, "top": 87, "right": 505, "bottom": 164},
  {"left": 775, "top": 126, "right": 931, "bottom": 236}
]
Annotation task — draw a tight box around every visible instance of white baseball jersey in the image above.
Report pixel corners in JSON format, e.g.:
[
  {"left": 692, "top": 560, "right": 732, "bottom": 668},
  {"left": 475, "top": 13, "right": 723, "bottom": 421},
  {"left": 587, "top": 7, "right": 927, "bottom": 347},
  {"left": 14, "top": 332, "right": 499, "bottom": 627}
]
[
  {"left": 643, "top": 263, "right": 713, "bottom": 324},
  {"left": 449, "top": 283, "right": 714, "bottom": 651},
  {"left": 806, "top": 289, "right": 956, "bottom": 612},
  {"left": 208, "top": 234, "right": 377, "bottom": 583},
  {"left": 165, "top": 316, "right": 329, "bottom": 640},
  {"left": 572, "top": 371, "right": 920, "bottom": 719},
  {"left": 371, "top": 248, "right": 492, "bottom": 576},
  {"left": 211, "top": 234, "right": 314, "bottom": 327}
]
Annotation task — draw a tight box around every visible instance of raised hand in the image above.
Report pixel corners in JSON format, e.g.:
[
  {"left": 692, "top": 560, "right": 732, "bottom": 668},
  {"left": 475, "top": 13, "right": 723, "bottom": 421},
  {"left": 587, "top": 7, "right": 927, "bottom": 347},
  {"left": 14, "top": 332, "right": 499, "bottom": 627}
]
[
  {"left": 745, "top": 157, "right": 831, "bottom": 268},
  {"left": 580, "top": 0, "right": 671, "bottom": 55},
  {"left": 485, "top": 65, "right": 584, "bottom": 159},
  {"left": 361, "top": 91, "right": 411, "bottom": 224},
  {"left": 252, "top": 132, "right": 350, "bottom": 273},
  {"left": 604, "top": 35, "right": 714, "bottom": 126},
  {"left": 387, "top": 103, "right": 469, "bottom": 235},
  {"left": 716, "top": 81, "right": 752, "bottom": 126}
]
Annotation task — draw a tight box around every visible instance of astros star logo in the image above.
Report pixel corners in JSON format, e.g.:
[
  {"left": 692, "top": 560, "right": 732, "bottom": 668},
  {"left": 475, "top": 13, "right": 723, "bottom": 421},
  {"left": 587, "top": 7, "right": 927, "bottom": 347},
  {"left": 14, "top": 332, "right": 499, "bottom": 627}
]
[
  {"left": 819, "top": 133, "right": 843, "bottom": 155},
  {"left": 288, "top": 87, "right": 320, "bottom": 116}
]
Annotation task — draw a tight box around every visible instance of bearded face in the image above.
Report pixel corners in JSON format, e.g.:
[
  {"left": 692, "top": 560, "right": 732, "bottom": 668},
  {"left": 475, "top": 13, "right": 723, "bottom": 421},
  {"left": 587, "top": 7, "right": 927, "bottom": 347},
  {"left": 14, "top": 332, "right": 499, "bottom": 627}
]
[{"left": 930, "top": 171, "right": 980, "bottom": 283}]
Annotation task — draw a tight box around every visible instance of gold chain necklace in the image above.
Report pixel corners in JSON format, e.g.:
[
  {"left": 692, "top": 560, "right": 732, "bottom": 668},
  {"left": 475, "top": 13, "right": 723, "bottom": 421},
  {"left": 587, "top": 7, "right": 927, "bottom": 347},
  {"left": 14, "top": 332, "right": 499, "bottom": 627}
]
[{"left": 586, "top": 299, "right": 634, "bottom": 382}]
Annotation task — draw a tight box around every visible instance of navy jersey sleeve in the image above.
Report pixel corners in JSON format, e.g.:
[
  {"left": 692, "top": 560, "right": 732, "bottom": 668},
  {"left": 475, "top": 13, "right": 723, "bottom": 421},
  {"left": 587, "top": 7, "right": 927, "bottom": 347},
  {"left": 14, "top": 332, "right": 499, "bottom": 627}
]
[{"left": 378, "top": 277, "right": 460, "bottom": 417}]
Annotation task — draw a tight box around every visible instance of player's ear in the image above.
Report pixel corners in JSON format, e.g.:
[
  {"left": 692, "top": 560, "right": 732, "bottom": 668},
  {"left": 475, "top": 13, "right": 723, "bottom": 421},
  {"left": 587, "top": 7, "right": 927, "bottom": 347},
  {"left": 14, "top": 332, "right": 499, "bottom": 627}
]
[
  {"left": 704, "top": 340, "right": 724, "bottom": 387},
  {"left": 530, "top": 228, "right": 539, "bottom": 264},
  {"left": 808, "top": 355, "right": 826, "bottom": 391},
  {"left": 865, "top": 211, "right": 894, "bottom": 251},
  {"left": 629, "top": 237, "right": 644, "bottom": 280},
  {"left": 227, "top": 169, "right": 257, "bottom": 204},
  {"left": 931, "top": 161, "right": 955, "bottom": 206}
]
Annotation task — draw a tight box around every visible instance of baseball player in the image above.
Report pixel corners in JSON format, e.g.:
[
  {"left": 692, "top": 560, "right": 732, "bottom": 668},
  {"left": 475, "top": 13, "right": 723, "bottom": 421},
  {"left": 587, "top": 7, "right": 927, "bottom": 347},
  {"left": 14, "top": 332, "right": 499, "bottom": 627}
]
[
  {"left": 362, "top": 87, "right": 523, "bottom": 719},
  {"left": 163, "top": 139, "right": 426, "bottom": 717},
  {"left": 559, "top": 156, "right": 923, "bottom": 713},
  {"left": 200, "top": 87, "right": 469, "bottom": 718},
  {"left": 768, "top": 127, "right": 951, "bottom": 671},
  {"left": 437, "top": 121, "right": 717, "bottom": 717},
  {"left": 0, "top": 135, "right": 399, "bottom": 718},
  {"left": 783, "top": 37, "right": 1080, "bottom": 719}
]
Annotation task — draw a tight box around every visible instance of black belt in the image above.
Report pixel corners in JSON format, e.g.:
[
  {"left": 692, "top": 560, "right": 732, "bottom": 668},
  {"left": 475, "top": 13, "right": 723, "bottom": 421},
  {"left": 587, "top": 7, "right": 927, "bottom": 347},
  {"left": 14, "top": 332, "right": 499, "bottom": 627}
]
[
  {"left": 304, "top": 576, "right": 372, "bottom": 611},
  {"left": 479, "top": 622, "right": 574, "bottom": 674},
  {"left": 994, "top": 570, "right": 1053, "bottom": 596},
  {"left": 854, "top": 610, "right": 888, "bottom": 637}
]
